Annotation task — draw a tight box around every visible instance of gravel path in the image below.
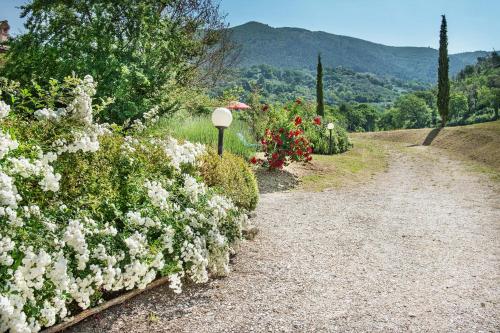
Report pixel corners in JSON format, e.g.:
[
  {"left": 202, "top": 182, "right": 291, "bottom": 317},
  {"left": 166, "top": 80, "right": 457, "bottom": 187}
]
[{"left": 68, "top": 145, "right": 500, "bottom": 332}]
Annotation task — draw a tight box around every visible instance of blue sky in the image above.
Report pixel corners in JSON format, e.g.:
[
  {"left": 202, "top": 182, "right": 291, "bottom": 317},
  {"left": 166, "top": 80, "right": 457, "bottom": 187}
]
[{"left": 3, "top": 0, "right": 499, "bottom": 53}]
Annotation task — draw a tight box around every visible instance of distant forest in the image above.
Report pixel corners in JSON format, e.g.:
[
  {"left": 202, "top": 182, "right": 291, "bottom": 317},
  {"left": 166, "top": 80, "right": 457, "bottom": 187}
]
[{"left": 214, "top": 52, "right": 499, "bottom": 132}]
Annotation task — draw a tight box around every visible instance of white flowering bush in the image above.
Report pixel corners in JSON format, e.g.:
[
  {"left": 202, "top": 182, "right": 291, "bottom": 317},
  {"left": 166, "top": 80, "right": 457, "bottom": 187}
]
[{"left": 0, "top": 76, "right": 248, "bottom": 332}]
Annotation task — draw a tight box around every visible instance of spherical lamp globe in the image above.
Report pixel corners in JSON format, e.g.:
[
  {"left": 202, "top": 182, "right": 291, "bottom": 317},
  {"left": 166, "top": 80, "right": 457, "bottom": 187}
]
[{"left": 212, "top": 107, "right": 233, "bottom": 128}]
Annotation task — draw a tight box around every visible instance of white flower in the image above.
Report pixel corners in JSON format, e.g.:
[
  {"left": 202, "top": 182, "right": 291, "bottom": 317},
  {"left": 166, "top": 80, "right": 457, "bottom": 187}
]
[
  {"left": 65, "top": 76, "right": 96, "bottom": 125},
  {"left": 143, "top": 106, "right": 159, "bottom": 125},
  {"left": 124, "top": 232, "right": 147, "bottom": 258},
  {"left": 121, "top": 136, "right": 139, "bottom": 153},
  {"left": 182, "top": 174, "right": 206, "bottom": 203},
  {"left": 0, "top": 131, "right": 19, "bottom": 159},
  {"left": 34, "top": 108, "right": 66, "bottom": 121},
  {"left": 0, "top": 172, "right": 21, "bottom": 208},
  {"left": 160, "top": 137, "right": 205, "bottom": 170},
  {"left": 38, "top": 168, "right": 62, "bottom": 192},
  {"left": 168, "top": 273, "right": 183, "bottom": 294},
  {"left": 0, "top": 235, "right": 15, "bottom": 266},
  {"left": 161, "top": 226, "right": 176, "bottom": 254},
  {"left": 144, "top": 180, "right": 170, "bottom": 210},
  {"left": 8, "top": 157, "right": 38, "bottom": 178},
  {"left": 131, "top": 119, "right": 146, "bottom": 132},
  {"left": 0, "top": 100, "right": 10, "bottom": 119},
  {"left": 126, "top": 211, "right": 159, "bottom": 228},
  {"left": 63, "top": 220, "right": 89, "bottom": 270}
]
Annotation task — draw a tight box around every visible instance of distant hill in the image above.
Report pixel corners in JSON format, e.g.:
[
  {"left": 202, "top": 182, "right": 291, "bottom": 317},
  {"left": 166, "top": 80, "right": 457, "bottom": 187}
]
[
  {"left": 214, "top": 64, "right": 430, "bottom": 106},
  {"left": 228, "top": 22, "right": 488, "bottom": 83}
]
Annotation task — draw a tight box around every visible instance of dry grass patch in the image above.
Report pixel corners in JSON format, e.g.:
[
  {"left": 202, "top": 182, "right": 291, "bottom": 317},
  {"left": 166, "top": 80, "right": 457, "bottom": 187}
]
[
  {"left": 355, "top": 121, "right": 500, "bottom": 171},
  {"left": 291, "top": 138, "right": 389, "bottom": 191}
]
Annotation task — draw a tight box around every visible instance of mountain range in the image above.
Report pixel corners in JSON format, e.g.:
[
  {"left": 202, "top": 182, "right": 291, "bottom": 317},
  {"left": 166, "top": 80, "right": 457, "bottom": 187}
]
[{"left": 228, "top": 22, "right": 488, "bottom": 83}]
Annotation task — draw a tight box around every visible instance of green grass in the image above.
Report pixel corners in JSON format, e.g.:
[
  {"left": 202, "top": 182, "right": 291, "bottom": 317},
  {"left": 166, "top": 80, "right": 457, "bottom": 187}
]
[
  {"left": 298, "top": 138, "right": 389, "bottom": 191},
  {"left": 145, "top": 115, "right": 258, "bottom": 159}
]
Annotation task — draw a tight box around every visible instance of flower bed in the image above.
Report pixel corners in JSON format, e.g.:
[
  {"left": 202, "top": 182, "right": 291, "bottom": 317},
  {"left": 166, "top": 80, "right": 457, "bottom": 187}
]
[
  {"left": 0, "top": 76, "right": 249, "bottom": 332},
  {"left": 249, "top": 100, "right": 351, "bottom": 170}
]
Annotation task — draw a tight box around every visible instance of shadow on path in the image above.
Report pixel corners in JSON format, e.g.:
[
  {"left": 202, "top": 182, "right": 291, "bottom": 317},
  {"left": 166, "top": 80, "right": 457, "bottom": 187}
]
[{"left": 422, "top": 127, "right": 442, "bottom": 146}]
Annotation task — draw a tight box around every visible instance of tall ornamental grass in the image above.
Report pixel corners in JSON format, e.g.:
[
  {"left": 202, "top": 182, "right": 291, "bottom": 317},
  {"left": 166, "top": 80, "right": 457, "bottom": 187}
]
[{"left": 146, "top": 115, "right": 257, "bottom": 159}]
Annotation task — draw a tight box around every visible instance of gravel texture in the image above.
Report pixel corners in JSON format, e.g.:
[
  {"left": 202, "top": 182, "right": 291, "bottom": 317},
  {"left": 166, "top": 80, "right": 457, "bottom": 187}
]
[{"left": 67, "top": 146, "right": 500, "bottom": 332}]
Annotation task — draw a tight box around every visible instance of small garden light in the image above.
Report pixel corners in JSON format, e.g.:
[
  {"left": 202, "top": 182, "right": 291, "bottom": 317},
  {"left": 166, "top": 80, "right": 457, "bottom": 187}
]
[
  {"left": 327, "top": 122, "right": 334, "bottom": 155},
  {"left": 211, "top": 107, "right": 233, "bottom": 156}
]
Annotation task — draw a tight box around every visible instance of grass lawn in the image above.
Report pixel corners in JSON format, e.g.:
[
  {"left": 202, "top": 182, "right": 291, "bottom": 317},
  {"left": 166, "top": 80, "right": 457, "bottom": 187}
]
[
  {"left": 145, "top": 115, "right": 258, "bottom": 159},
  {"left": 295, "top": 138, "right": 389, "bottom": 191}
]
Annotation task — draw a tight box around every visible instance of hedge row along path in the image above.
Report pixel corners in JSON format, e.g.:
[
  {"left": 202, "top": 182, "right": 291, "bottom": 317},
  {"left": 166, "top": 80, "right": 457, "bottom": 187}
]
[{"left": 68, "top": 143, "right": 499, "bottom": 332}]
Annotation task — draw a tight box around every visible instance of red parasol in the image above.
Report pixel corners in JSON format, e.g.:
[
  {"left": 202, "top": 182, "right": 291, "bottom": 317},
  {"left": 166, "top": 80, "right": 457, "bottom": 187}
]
[{"left": 227, "top": 101, "right": 251, "bottom": 110}]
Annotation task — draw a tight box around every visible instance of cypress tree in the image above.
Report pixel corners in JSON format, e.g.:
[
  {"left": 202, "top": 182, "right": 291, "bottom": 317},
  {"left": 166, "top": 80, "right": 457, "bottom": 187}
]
[
  {"left": 437, "top": 15, "right": 450, "bottom": 127},
  {"left": 316, "top": 53, "right": 325, "bottom": 116}
]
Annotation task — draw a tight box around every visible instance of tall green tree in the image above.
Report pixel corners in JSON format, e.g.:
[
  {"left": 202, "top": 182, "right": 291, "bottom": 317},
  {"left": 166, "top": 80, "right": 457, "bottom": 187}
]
[
  {"left": 1, "top": 0, "right": 234, "bottom": 123},
  {"left": 316, "top": 54, "right": 325, "bottom": 116},
  {"left": 449, "top": 92, "right": 468, "bottom": 122},
  {"left": 437, "top": 15, "right": 450, "bottom": 127}
]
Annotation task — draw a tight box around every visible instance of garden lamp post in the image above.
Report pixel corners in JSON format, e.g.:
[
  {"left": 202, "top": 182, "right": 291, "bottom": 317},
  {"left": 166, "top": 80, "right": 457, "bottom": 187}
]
[
  {"left": 327, "top": 122, "right": 334, "bottom": 155},
  {"left": 212, "top": 107, "right": 233, "bottom": 156}
]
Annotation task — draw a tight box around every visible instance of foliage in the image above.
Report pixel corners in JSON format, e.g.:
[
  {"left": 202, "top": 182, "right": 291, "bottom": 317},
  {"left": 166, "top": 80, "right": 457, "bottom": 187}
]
[
  {"left": 394, "top": 94, "right": 432, "bottom": 129},
  {"left": 250, "top": 101, "right": 313, "bottom": 169},
  {"left": 144, "top": 115, "right": 257, "bottom": 159},
  {"left": 338, "top": 103, "right": 378, "bottom": 132},
  {"left": 316, "top": 54, "right": 325, "bottom": 116},
  {"left": 287, "top": 102, "right": 351, "bottom": 154},
  {"left": 1, "top": 0, "right": 233, "bottom": 123},
  {"left": 251, "top": 100, "right": 350, "bottom": 169},
  {"left": 228, "top": 21, "right": 487, "bottom": 83},
  {"left": 341, "top": 52, "right": 500, "bottom": 132},
  {"left": 199, "top": 150, "right": 259, "bottom": 211},
  {"left": 449, "top": 92, "right": 468, "bottom": 121},
  {"left": 438, "top": 15, "right": 450, "bottom": 127},
  {"left": 233, "top": 87, "right": 272, "bottom": 142},
  {"left": 214, "top": 64, "right": 430, "bottom": 107},
  {"left": 451, "top": 52, "right": 500, "bottom": 125},
  {"left": 0, "top": 76, "right": 249, "bottom": 332}
]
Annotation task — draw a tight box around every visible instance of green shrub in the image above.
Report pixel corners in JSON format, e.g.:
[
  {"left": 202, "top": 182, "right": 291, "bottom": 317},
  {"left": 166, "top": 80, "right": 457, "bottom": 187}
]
[
  {"left": 0, "top": 76, "right": 248, "bottom": 332},
  {"left": 307, "top": 123, "right": 352, "bottom": 154},
  {"left": 199, "top": 149, "right": 259, "bottom": 211}
]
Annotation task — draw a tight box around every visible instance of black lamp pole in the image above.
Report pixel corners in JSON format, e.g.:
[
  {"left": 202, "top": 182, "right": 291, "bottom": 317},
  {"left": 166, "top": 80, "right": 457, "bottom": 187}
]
[
  {"left": 217, "top": 126, "right": 225, "bottom": 156},
  {"left": 328, "top": 128, "right": 333, "bottom": 155}
]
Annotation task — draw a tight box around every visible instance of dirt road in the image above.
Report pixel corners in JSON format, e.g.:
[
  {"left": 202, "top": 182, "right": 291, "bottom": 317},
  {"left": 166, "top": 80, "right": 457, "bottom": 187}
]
[{"left": 69, "top": 144, "right": 500, "bottom": 332}]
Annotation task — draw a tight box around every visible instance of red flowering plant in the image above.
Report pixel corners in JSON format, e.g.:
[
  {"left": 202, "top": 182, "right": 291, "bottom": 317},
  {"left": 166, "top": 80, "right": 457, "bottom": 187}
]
[
  {"left": 250, "top": 102, "right": 313, "bottom": 169},
  {"left": 284, "top": 100, "right": 351, "bottom": 155}
]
